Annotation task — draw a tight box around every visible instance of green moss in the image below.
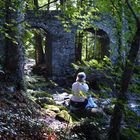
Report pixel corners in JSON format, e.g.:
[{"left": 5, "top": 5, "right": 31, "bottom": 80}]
[
  {"left": 57, "top": 105, "right": 68, "bottom": 111},
  {"left": 56, "top": 110, "right": 72, "bottom": 123},
  {"left": 27, "top": 90, "right": 52, "bottom": 98},
  {"left": 44, "top": 105, "right": 60, "bottom": 113}
]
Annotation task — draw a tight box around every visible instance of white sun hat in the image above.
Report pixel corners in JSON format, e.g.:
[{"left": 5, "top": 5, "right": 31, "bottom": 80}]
[{"left": 76, "top": 72, "right": 86, "bottom": 82}]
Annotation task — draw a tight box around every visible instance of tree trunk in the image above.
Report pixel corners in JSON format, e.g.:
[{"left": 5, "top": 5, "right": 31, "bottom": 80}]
[
  {"left": 108, "top": 25, "right": 140, "bottom": 140},
  {"left": 60, "top": 0, "right": 66, "bottom": 5},
  {"left": 33, "top": 0, "right": 44, "bottom": 66},
  {"left": 99, "top": 36, "right": 110, "bottom": 59},
  {"left": 47, "top": 0, "right": 50, "bottom": 11},
  {"left": 34, "top": 0, "right": 38, "bottom": 9},
  {"left": 86, "top": 35, "right": 88, "bottom": 60},
  {"left": 45, "top": 33, "right": 52, "bottom": 76},
  {"left": 75, "top": 32, "right": 83, "bottom": 61},
  {"left": 4, "top": 0, "right": 25, "bottom": 90},
  {"left": 34, "top": 31, "right": 44, "bottom": 65}
]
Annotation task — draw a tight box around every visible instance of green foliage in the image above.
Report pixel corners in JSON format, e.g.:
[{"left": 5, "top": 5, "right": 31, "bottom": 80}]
[
  {"left": 121, "top": 127, "right": 140, "bottom": 140},
  {"left": 1, "top": 0, "right": 140, "bottom": 139},
  {"left": 24, "top": 28, "right": 46, "bottom": 59},
  {"left": 72, "top": 56, "right": 112, "bottom": 73},
  {"left": 25, "top": 0, "right": 35, "bottom": 10},
  {"left": 122, "top": 103, "right": 140, "bottom": 140},
  {"left": 129, "top": 65, "right": 140, "bottom": 95},
  {"left": 59, "top": 0, "right": 100, "bottom": 31},
  {"left": 57, "top": 115, "right": 107, "bottom": 140},
  {"left": 72, "top": 55, "right": 126, "bottom": 98},
  {"left": 82, "top": 31, "right": 100, "bottom": 61},
  {"left": 23, "top": 30, "right": 35, "bottom": 59}
]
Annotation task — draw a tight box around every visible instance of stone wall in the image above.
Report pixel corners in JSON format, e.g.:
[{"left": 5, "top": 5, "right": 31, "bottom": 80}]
[
  {"left": 0, "top": 10, "right": 118, "bottom": 76},
  {"left": 93, "top": 14, "right": 118, "bottom": 63},
  {"left": 51, "top": 31, "right": 75, "bottom": 76},
  {"left": 1, "top": 10, "right": 125, "bottom": 77},
  {"left": 26, "top": 11, "right": 76, "bottom": 76}
]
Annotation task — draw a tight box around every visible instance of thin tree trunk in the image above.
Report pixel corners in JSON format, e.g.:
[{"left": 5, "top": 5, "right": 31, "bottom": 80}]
[
  {"left": 75, "top": 33, "right": 77, "bottom": 61},
  {"left": 60, "top": 0, "right": 66, "bottom": 5},
  {"left": 108, "top": 0, "right": 140, "bottom": 139},
  {"left": 34, "top": 31, "right": 44, "bottom": 65},
  {"left": 47, "top": 0, "right": 50, "bottom": 11},
  {"left": 108, "top": 25, "right": 140, "bottom": 140},
  {"left": 76, "top": 32, "right": 83, "bottom": 62},
  {"left": 99, "top": 36, "right": 110, "bottom": 59},
  {"left": 86, "top": 35, "right": 88, "bottom": 60},
  {"left": 33, "top": 0, "right": 44, "bottom": 66},
  {"left": 33, "top": 0, "right": 39, "bottom": 10},
  {"left": 45, "top": 33, "right": 52, "bottom": 76}
]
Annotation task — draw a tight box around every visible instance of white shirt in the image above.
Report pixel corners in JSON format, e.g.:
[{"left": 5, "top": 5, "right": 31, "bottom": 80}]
[{"left": 71, "top": 82, "right": 89, "bottom": 102}]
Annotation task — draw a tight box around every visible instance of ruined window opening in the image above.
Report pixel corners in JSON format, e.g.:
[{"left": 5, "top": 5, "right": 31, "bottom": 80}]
[
  {"left": 24, "top": 28, "right": 53, "bottom": 76},
  {"left": 75, "top": 29, "right": 110, "bottom": 62}
]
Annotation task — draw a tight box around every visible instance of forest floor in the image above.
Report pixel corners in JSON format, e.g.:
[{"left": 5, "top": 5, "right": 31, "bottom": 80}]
[
  {"left": 24, "top": 59, "right": 111, "bottom": 139},
  {"left": 24, "top": 59, "right": 140, "bottom": 139},
  {"left": 25, "top": 59, "right": 73, "bottom": 128},
  {"left": 0, "top": 59, "right": 140, "bottom": 139},
  {"left": 0, "top": 59, "right": 77, "bottom": 139}
]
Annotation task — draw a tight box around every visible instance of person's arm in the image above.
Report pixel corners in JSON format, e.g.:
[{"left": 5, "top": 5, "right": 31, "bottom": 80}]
[
  {"left": 83, "top": 83, "right": 89, "bottom": 92},
  {"left": 72, "top": 82, "right": 78, "bottom": 94}
]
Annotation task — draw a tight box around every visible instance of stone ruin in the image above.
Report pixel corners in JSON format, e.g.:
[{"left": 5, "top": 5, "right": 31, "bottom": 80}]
[{"left": 0, "top": 10, "right": 122, "bottom": 77}]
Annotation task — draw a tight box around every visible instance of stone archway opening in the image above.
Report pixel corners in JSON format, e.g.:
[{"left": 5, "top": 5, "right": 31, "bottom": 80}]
[
  {"left": 24, "top": 28, "right": 53, "bottom": 76},
  {"left": 75, "top": 28, "right": 110, "bottom": 62}
]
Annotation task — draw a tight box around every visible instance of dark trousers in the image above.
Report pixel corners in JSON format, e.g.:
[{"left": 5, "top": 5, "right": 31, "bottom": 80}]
[{"left": 70, "top": 99, "right": 88, "bottom": 109}]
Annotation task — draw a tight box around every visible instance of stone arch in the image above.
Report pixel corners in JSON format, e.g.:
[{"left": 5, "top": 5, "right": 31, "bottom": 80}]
[
  {"left": 84, "top": 28, "right": 110, "bottom": 59},
  {"left": 25, "top": 11, "right": 76, "bottom": 77},
  {"left": 75, "top": 28, "right": 110, "bottom": 61},
  {"left": 25, "top": 26, "right": 53, "bottom": 76}
]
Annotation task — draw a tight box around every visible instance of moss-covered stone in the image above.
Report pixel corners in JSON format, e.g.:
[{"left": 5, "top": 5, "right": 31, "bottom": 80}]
[
  {"left": 44, "top": 105, "right": 60, "bottom": 113},
  {"left": 57, "top": 105, "right": 68, "bottom": 111},
  {"left": 56, "top": 110, "right": 72, "bottom": 123},
  {"left": 41, "top": 109, "right": 57, "bottom": 118}
]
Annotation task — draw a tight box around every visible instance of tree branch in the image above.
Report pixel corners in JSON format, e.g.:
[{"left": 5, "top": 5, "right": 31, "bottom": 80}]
[
  {"left": 125, "top": 0, "right": 140, "bottom": 26},
  {"left": 38, "top": 0, "right": 58, "bottom": 10}
]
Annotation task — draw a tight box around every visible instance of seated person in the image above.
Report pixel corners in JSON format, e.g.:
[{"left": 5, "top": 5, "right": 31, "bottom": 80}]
[{"left": 70, "top": 72, "right": 89, "bottom": 111}]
